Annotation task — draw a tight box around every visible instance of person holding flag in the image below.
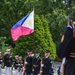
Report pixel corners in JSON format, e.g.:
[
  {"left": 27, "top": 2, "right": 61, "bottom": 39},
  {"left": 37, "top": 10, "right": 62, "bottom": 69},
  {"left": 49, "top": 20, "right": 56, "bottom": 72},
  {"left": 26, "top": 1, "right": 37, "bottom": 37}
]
[
  {"left": 32, "top": 51, "right": 41, "bottom": 75},
  {"left": 4, "top": 49, "right": 12, "bottom": 75},
  {"left": 24, "top": 49, "right": 33, "bottom": 75}
]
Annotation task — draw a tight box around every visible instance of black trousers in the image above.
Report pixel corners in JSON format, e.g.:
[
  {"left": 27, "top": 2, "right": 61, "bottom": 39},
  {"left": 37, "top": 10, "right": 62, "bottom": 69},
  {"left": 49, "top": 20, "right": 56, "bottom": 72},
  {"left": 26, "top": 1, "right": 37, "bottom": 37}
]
[{"left": 64, "top": 58, "right": 75, "bottom": 75}]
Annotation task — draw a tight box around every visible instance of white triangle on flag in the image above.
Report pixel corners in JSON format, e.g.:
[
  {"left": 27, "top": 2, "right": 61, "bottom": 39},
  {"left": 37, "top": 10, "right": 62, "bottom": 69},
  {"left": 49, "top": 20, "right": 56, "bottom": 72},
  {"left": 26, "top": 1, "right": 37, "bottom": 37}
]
[{"left": 22, "top": 10, "right": 34, "bottom": 30}]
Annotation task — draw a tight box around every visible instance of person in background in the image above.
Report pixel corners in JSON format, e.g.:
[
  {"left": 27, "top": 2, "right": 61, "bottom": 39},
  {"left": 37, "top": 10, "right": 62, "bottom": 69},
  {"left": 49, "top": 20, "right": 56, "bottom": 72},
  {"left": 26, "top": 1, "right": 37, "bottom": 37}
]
[
  {"left": 40, "top": 50, "right": 52, "bottom": 75},
  {"left": 4, "top": 49, "right": 12, "bottom": 75},
  {"left": 24, "top": 49, "right": 33, "bottom": 75},
  {"left": 13, "top": 55, "right": 19, "bottom": 75},
  {"left": 49, "top": 66, "right": 54, "bottom": 75},
  {"left": 57, "top": 66, "right": 61, "bottom": 75},
  {"left": 18, "top": 56, "right": 23, "bottom": 75},
  {"left": 32, "top": 51, "right": 41, "bottom": 75}
]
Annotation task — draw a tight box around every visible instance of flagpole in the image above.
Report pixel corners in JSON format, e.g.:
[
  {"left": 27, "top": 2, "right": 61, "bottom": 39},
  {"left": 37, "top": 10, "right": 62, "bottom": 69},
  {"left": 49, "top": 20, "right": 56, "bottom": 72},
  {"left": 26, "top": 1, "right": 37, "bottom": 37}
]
[
  {"left": 32, "top": 32, "right": 34, "bottom": 52},
  {"left": 32, "top": 10, "right": 34, "bottom": 52}
]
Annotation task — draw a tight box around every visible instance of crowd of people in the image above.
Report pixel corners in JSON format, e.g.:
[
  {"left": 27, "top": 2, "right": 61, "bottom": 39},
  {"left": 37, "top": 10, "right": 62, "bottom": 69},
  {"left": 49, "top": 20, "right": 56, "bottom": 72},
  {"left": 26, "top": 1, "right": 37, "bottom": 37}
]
[{"left": 0, "top": 49, "right": 54, "bottom": 75}]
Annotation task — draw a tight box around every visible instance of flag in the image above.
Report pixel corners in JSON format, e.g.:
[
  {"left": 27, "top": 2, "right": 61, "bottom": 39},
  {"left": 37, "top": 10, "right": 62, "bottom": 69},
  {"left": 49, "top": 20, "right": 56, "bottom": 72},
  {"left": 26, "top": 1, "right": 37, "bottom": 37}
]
[{"left": 10, "top": 10, "right": 34, "bottom": 41}]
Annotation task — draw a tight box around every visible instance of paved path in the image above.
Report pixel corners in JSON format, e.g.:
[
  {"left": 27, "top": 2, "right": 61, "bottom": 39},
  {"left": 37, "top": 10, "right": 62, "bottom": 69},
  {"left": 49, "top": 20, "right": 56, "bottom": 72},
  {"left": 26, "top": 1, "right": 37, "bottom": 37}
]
[
  {"left": 1, "top": 62, "right": 61, "bottom": 75},
  {"left": 1, "top": 69, "right": 15, "bottom": 75},
  {"left": 53, "top": 62, "right": 61, "bottom": 75}
]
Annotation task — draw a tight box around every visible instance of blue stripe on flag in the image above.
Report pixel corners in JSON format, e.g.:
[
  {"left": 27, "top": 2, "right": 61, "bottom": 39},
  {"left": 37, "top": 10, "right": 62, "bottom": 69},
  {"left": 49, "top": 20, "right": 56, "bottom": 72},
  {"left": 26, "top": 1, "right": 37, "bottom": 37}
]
[{"left": 11, "top": 14, "right": 29, "bottom": 29}]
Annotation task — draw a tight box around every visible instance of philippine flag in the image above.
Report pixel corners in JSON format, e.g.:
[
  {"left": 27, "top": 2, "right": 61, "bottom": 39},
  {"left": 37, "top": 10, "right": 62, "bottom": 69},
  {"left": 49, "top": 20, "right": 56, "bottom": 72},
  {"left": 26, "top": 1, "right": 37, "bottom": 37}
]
[{"left": 10, "top": 10, "right": 34, "bottom": 41}]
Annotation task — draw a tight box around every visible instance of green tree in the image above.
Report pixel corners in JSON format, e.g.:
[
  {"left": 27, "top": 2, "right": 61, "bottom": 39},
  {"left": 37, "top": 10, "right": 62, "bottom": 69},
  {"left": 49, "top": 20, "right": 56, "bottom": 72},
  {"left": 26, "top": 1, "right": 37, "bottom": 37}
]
[{"left": 0, "top": 37, "right": 11, "bottom": 55}]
